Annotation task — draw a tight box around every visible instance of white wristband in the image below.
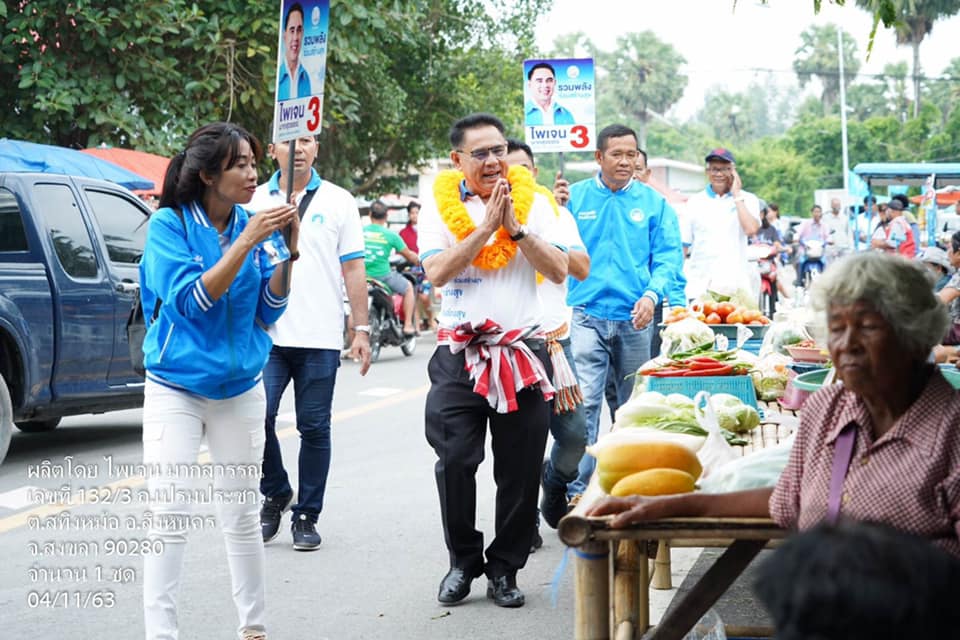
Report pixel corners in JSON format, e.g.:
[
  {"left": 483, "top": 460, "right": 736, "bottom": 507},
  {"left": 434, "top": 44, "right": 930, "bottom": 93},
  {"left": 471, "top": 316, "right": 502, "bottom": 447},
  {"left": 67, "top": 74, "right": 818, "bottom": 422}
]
[{"left": 353, "top": 325, "right": 371, "bottom": 334}]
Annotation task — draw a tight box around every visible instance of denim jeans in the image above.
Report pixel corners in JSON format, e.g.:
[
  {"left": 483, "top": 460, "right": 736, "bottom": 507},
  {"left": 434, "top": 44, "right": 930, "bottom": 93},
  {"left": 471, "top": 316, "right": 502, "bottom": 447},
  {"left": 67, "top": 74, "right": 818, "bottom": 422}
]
[
  {"left": 542, "top": 337, "right": 587, "bottom": 493},
  {"left": 142, "top": 379, "right": 266, "bottom": 640},
  {"left": 260, "top": 346, "right": 340, "bottom": 521},
  {"left": 567, "top": 308, "right": 653, "bottom": 498}
]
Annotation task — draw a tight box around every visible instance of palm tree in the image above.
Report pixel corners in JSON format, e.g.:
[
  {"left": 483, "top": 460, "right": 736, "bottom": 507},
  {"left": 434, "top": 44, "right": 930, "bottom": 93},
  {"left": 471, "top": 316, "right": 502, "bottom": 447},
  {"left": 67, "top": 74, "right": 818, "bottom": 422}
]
[{"left": 856, "top": 0, "right": 960, "bottom": 117}]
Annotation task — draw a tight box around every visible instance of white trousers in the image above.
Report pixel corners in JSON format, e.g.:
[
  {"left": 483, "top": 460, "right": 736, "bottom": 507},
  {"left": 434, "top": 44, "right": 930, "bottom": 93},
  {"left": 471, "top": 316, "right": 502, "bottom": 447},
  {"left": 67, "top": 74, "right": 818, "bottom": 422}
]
[{"left": 142, "top": 379, "right": 267, "bottom": 640}]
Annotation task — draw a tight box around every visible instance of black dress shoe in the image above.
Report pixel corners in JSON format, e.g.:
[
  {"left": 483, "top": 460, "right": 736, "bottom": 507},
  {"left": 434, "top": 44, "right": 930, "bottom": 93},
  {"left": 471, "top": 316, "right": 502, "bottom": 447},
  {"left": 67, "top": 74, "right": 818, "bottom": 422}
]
[
  {"left": 486, "top": 575, "right": 525, "bottom": 608},
  {"left": 437, "top": 567, "right": 478, "bottom": 605}
]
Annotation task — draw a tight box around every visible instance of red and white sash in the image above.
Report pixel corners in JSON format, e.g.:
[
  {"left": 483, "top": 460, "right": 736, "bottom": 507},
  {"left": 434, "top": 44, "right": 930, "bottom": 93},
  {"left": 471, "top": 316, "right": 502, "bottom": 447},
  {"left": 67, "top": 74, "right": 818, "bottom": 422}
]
[{"left": 438, "top": 320, "right": 555, "bottom": 414}]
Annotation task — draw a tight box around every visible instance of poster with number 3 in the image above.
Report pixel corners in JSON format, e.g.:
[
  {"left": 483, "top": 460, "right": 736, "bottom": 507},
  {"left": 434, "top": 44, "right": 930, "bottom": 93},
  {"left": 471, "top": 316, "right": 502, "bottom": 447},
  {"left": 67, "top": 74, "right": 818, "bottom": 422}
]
[
  {"left": 523, "top": 58, "right": 595, "bottom": 154},
  {"left": 272, "top": 0, "right": 330, "bottom": 143}
]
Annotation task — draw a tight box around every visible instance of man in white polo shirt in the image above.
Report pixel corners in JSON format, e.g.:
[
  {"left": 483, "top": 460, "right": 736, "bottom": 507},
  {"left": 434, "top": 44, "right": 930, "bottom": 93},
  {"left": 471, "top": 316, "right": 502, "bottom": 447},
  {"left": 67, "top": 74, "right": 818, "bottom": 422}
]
[
  {"left": 250, "top": 134, "right": 372, "bottom": 552},
  {"left": 420, "top": 113, "right": 568, "bottom": 609},
  {"left": 682, "top": 148, "right": 762, "bottom": 301}
]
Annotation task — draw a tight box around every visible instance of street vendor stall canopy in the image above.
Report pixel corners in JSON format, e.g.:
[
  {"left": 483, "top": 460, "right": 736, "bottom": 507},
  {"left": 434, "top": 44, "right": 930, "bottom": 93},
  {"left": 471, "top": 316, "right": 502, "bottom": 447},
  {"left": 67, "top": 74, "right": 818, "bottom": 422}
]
[
  {"left": 853, "top": 162, "right": 960, "bottom": 188},
  {"left": 0, "top": 138, "right": 154, "bottom": 191},
  {"left": 81, "top": 146, "right": 170, "bottom": 197}
]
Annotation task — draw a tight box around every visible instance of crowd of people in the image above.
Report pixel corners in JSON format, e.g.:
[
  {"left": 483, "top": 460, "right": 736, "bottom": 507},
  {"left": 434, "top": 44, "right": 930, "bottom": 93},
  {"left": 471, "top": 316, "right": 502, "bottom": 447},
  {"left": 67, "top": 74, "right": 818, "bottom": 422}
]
[{"left": 135, "top": 112, "right": 959, "bottom": 639}]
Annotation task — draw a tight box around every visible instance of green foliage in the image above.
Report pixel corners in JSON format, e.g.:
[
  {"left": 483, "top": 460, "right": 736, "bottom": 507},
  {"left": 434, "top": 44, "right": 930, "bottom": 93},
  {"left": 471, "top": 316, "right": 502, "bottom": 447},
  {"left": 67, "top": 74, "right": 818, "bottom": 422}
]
[
  {"left": 793, "top": 24, "right": 861, "bottom": 115},
  {"left": 0, "top": 0, "right": 552, "bottom": 194},
  {"left": 738, "top": 142, "right": 820, "bottom": 216}
]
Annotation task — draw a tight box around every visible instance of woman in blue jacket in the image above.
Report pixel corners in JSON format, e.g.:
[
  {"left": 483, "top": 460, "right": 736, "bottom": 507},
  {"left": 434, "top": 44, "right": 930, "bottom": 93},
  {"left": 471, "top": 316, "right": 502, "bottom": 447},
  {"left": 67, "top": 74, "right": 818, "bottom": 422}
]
[{"left": 139, "top": 122, "right": 298, "bottom": 640}]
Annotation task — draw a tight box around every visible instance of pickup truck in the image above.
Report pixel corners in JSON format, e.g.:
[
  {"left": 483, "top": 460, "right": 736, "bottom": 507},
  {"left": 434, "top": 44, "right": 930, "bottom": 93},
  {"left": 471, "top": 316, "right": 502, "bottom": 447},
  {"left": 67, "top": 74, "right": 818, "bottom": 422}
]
[{"left": 0, "top": 172, "right": 151, "bottom": 464}]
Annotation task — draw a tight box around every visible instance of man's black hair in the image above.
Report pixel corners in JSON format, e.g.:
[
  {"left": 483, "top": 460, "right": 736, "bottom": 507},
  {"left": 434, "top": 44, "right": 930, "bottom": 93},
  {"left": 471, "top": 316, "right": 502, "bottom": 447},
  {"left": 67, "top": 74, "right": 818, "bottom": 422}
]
[
  {"left": 448, "top": 113, "right": 506, "bottom": 150},
  {"left": 506, "top": 138, "right": 535, "bottom": 166},
  {"left": 864, "top": 195, "right": 877, "bottom": 205},
  {"left": 597, "top": 124, "right": 638, "bottom": 152},
  {"left": 892, "top": 193, "right": 911, "bottom": 209},
  {"left": 284, "top": 2, "right": 305, "bottom": 29},
  {"left": 406, "top": 201, "right": 420, "bottom": 212},
  {"left": 754, "top": 520, "right": 960, "bottom": 640},
  {"left": 370, "top": 200, "right": 388, "bottom": 219},
  {"left": 527, "top": 62, "right": 557, "bottom": 81},
  {"left": 638, "top": 148, "right": 649, "bottom": 166}
]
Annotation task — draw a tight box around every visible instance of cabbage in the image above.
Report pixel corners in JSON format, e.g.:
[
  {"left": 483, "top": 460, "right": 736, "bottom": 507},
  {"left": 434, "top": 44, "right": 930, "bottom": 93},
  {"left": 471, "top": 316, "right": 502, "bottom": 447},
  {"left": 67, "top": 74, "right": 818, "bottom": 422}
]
[
  {"left": 710, "top": 394, "right": 762, "bottom": 434},
  {"left": 660, "top": 317, "right": 715, "bottom": 357}
]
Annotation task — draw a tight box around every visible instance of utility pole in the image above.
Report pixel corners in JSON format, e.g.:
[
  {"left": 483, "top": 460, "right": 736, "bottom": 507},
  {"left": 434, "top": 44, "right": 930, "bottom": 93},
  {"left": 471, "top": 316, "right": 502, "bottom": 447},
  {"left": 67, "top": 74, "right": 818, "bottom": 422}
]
[{"left": 838, "top": 28, "right": 850, "bottom": 198}]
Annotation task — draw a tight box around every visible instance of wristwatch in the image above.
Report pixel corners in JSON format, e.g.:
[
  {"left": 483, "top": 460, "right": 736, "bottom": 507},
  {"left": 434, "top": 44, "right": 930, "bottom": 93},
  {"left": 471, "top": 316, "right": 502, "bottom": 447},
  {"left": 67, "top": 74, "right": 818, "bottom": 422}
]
[
  {"left": 510, "top": 226, "right": 528, "bottom": 242},
  {"left": 353, "top": 325, "right": 371, "bottom": 334}
]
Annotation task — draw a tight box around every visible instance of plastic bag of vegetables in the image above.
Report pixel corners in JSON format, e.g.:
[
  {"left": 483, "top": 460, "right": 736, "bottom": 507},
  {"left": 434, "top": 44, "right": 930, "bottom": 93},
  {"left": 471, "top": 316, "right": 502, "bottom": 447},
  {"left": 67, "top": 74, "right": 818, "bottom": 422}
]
[
  {"left": 659, "top": 317, "right": 714, "bottom": 357},
  {"left": 751, "top": 353, "right": 791, "bottom": 401},
  {"left": 699, "top": 433, "right": 794, "bottom": 493},
  {"left": 708, "top": 393, "right": 761, "bottom": 434}
]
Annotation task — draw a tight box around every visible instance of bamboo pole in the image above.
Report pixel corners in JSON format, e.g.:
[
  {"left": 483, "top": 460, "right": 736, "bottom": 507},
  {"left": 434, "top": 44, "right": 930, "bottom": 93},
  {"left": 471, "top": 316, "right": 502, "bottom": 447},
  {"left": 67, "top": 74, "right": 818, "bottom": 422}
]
[
  {"left": 613, "top": 540, "right": 642, "bottom": 637},
  {"left": 651, "top": 540, "right": 672, "bottom": 590},
  {"left": 574, "top": 540, "right": 610, "bottom": 640}
]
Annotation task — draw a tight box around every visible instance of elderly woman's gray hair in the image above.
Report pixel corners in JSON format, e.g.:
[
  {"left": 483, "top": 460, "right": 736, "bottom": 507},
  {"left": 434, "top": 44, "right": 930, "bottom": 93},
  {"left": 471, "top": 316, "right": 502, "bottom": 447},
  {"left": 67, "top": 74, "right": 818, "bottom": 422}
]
[{"left": 810, "top": 252, "right": 949, "bottom": 356}]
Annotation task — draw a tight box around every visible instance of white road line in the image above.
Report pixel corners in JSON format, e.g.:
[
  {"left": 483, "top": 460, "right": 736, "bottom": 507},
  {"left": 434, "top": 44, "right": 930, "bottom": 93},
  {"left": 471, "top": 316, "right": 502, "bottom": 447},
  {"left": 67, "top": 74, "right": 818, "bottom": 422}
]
[{"left": 0, "top": 486, "right": 41, "bottom": 511}]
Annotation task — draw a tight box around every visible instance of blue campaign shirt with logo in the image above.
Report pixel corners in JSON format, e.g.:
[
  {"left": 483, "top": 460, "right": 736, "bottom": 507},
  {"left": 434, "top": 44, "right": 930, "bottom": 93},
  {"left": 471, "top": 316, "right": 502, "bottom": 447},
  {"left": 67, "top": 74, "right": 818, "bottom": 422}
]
[
  {"left": 566, "top": 176, "right": 683, "bottom": 321},
  {"left": 277, "top": 62, "right": 312, "bottom": 100}
]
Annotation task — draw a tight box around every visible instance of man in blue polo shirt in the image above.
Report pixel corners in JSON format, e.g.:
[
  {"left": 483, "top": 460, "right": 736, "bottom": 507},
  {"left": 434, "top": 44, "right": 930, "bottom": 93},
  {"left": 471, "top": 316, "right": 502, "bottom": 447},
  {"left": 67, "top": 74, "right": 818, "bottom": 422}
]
[{"left": 554, "top": 123, "right": 684, "bottom": 503}]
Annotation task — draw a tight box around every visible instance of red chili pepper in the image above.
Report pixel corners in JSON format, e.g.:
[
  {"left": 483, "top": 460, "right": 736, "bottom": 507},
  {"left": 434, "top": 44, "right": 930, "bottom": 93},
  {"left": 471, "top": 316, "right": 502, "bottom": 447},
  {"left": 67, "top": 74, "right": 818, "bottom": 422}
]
[
  {"left": 689, "top": 356, "right": 722, "bottom": 365},
  {"left": 689, "top": 360, "right": 724, "bottom": 370},
  {"left": 682, "top": 364, "right": 734, "bottom": 377},
  {"left": 646, "top": 369, "right": 689, "bottom": 377}
]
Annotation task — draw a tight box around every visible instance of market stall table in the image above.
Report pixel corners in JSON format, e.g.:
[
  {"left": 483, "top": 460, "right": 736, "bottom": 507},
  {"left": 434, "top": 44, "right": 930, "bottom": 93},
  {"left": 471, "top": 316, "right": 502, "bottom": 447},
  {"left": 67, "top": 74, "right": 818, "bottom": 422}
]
[{"left": 558, "top": 404, "right": 795, "bottom": 640}]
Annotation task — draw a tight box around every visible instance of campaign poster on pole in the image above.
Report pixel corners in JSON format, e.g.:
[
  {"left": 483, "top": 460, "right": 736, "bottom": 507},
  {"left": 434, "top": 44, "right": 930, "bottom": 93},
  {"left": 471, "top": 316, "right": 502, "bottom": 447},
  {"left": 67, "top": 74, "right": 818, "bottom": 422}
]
[
  {"left": 272, "top": 0, "right": 330, "bottom": 143},
  {"left": 522, "top": 58, "right": 595, "bottom": 153},
  {"left": 922, "top": 173, "right": 937, "bottom": 247}
]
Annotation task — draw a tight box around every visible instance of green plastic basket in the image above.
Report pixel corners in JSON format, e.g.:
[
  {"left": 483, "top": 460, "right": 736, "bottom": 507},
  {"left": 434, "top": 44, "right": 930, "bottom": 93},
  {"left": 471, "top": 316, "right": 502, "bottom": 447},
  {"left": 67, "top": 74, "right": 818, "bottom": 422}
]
[
  {"left": 941, "top": 366, "right": 960, "bottom": 389},
  {"left": 792, "top": 368, "right": 831, "bottom": 392},
  {"left": 793, "top": 366, "right": 960, "bottom": 392}
]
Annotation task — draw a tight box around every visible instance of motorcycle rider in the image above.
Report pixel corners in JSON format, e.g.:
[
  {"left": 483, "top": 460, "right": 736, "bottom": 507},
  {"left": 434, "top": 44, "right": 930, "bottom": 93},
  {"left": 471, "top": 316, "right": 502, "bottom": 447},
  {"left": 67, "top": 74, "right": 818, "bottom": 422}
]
[
  {"left": 795, "top": 204, "right": 827, "bottom": 285},
  {"left": 363, "top": 200, "right": 420, "bottom": 336}
]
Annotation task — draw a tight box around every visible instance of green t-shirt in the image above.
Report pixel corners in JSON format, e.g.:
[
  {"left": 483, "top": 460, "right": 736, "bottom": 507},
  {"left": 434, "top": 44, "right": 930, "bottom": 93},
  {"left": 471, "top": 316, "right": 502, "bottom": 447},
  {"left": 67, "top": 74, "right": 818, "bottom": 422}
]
[{"left": 363, "top": 223, "right": 407, "bottom": 278}]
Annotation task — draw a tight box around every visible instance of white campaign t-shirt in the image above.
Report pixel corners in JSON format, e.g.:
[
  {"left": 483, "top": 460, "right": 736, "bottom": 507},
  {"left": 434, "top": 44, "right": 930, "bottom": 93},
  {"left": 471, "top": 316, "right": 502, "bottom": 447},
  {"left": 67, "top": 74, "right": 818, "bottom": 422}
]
[
  {"left": 538, "top": 207, "right": 585, "bottom": 338},
  {"left": 249, "top": 179, "right": 365, "bottom": 349},
  {"left": 419, "top": 189, "right": 565, "bottom": 332},
  {"left": 681, "top": 189, "right": 761, "bottom": 300}
]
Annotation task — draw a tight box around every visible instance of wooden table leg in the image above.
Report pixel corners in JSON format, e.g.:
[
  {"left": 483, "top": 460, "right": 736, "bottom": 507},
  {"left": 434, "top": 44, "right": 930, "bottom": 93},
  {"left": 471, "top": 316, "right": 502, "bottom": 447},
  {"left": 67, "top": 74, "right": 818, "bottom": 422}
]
[
  {"left": 613, "top": 540, "right": 643, "bottom": 640},
  {"left": 574, "top": 540, "right": 611, "bottom": 640},
  {"left": 651, "top": 540, "right": 672, "bottom": 590},
  {"left": 645, "top": 539, "right": 766, "bottom": 640}
]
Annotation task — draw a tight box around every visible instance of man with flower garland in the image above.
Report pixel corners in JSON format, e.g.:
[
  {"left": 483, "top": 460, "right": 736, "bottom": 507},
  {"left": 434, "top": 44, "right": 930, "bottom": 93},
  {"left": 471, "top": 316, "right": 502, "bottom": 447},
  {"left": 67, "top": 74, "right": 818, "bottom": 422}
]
[
  {"left": 553, "top": 124, "right": 684, "bottom": 506},
  {"left": 419, "top": 113, "right": 569, "bottom": 609}
]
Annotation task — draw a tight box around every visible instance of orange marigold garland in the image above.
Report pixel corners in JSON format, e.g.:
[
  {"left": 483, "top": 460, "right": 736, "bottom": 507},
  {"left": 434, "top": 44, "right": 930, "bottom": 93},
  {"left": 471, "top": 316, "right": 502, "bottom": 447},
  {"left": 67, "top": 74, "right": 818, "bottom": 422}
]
[{"left": 433, "top": 164, "right": 536, "bottom": 271}]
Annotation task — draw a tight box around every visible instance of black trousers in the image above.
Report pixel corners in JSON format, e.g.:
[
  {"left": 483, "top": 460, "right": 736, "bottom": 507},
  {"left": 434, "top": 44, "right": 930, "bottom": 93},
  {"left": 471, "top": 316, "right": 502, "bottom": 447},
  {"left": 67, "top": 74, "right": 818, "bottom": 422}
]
[{"left": 424, "top": 344, "right": 552, "bottom": 578}]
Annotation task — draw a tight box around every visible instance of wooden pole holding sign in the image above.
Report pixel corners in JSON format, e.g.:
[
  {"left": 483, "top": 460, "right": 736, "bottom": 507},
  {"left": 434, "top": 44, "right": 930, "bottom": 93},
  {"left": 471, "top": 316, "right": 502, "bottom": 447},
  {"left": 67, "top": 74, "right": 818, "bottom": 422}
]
[{"left": 281, "top": 139, "right": 296, "bottom": 292}]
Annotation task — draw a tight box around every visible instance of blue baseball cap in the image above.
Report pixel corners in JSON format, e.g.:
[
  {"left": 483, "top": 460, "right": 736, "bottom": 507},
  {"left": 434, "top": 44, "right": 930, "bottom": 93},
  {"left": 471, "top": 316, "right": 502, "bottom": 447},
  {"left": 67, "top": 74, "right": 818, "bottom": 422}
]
[{"left": 705, "top": 147, "right": 735, "bottom": 163}]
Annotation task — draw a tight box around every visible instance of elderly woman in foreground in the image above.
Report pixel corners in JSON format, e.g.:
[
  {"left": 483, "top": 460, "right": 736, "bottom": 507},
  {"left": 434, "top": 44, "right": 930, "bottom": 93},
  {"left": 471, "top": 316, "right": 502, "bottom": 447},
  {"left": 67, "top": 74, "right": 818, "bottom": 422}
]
[{"left": 587, "top": 252, "right": 960, "bottom": 555}]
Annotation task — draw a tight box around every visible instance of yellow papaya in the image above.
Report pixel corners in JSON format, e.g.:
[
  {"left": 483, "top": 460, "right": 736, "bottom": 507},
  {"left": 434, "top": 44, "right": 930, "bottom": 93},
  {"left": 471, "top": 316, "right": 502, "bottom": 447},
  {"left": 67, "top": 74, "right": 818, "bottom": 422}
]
[
  {"left": 610, "top": 468, "right": 697, "bottom": 497},
  {"left": 596, "top": 441, "right": 702, "bottom": 493}
]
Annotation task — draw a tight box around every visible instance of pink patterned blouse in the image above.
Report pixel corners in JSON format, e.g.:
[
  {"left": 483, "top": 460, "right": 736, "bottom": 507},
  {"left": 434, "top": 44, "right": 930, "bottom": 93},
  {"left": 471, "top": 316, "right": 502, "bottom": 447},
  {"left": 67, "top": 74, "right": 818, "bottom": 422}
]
[{"left": 770, "top": 368, "right": 960, "bottom": 556}]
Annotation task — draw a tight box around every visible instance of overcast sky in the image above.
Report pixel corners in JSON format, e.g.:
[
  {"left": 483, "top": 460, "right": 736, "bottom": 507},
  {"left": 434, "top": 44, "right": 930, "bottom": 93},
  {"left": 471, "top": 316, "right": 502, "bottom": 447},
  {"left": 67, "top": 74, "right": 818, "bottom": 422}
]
[{"left": 535, "top": 0, "right": 960, "bottom": 121}]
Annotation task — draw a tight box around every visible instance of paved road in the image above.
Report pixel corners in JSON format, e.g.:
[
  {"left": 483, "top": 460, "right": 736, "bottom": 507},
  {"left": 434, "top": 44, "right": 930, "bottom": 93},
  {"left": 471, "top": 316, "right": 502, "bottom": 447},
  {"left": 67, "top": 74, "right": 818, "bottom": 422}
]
[{"left": 0, "top": 334, "right": 619, "bottom": 639}]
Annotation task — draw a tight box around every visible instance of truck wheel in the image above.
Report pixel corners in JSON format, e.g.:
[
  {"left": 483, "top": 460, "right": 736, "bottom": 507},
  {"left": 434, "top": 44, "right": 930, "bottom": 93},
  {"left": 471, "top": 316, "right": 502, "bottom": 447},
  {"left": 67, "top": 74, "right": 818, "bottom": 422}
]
[
  {"left": 15, "top": 417, "right": 61, "bottom": 433},
  {"left": 0, "top": 373, "right": 13, "bottom": 465}
]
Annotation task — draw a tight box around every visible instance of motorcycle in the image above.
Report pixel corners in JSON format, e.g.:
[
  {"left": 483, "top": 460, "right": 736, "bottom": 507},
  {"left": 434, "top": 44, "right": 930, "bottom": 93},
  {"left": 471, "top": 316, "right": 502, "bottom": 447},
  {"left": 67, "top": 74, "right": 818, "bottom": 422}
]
[
  {"left": 798, "top": 238, "right": 825, "bottom": 287},
  {"left": 366, "top": 257, "right": 418, "bottom": 362},
  {"left": 746, "top": 243, "right": 778, "bottom": 318}
]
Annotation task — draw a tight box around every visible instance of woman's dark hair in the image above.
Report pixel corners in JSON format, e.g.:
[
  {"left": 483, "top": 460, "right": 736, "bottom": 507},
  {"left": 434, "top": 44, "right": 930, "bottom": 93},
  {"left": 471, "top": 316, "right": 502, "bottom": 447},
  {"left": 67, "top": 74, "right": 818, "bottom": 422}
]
[
  {"left": 951, "top": 230, "right": 960, "bottom": 254},
  {"left": 159, "top": 122, "right": 263, "bottom": 209},
  {"left": 760, "top": 206, "right": 771, "bottom": 229},
  {"left": 754, "top": 520, "right": 960, "bottom": 640}
]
